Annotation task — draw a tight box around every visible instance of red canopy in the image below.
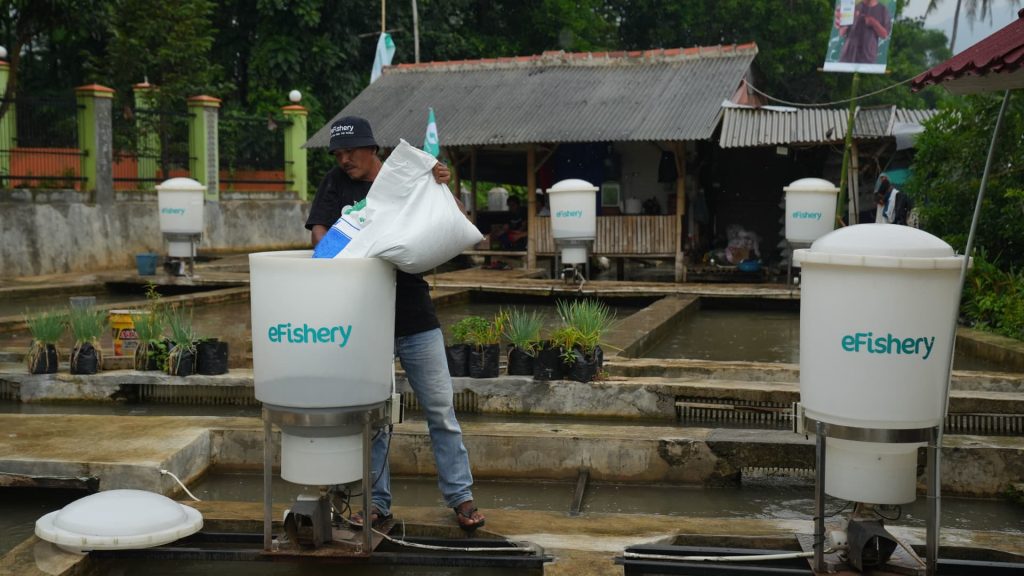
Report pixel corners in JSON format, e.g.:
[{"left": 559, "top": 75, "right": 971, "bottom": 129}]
[{"left": 911, "top": 8, "right": 1024, "bottom": 94}]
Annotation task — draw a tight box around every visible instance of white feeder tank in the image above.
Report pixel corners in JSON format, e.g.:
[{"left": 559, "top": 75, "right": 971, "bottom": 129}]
[
  {"left": 794, "top": 224, "right": 967, "bottom": 504},
  {"left": 156, "top": 177, "right": 206, "bottom": 258},
  {"left": 547, "top": 179, "right": 598, "bottom": 265},
  {"left": 249, "top": 251, "right": 396, "bottom": 485},
  {"left": 783, "top": 178, "right": 839, "bottom": 244}
]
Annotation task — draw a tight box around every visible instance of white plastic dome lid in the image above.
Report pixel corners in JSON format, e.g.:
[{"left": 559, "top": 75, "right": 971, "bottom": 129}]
[
  {"left": 548, "top": 178, "right": 598, "bottom": 193},
  {"left": 155, "top": 177, "right": 206, "bottom": 192},
  {"left": 794, "top": 223, "right": 964, "bottom": 269},
  {"left": 35, "top": 489, "right": 202, "bottom": 552},
  {"left": 783, "top": 177, "right": 839, "bottom": 194}
]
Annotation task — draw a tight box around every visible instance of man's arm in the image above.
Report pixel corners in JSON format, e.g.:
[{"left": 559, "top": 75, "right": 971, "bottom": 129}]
[{"left": 311, "top": 225, "right": 328, "bottom": 247}]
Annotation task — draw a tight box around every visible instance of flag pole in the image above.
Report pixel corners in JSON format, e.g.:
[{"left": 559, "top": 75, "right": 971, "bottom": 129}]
[{"left": 381, "top": 0, "right": 386, "bottom": 33}]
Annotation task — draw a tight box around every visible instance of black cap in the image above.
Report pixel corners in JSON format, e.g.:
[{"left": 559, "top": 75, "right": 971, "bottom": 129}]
[{"left": 328, "top": 116, "right": 378, "bottom": 152}]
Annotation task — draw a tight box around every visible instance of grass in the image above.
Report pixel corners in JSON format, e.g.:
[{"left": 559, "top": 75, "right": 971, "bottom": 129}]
[
  {"left": 25, "top": 309, "right": 65, "bottom": 344},
  {"left": 67, "top": 306, "right": 106, "bottom": 345},
  {"left": 502, "top": 307, "right": 545, "bottom": 355},
  {"left": 556, "top": 299, "right": 616, "bottom": 354},
  {"left": 165, "top": 305, "right": 196, "bottom": 373}
]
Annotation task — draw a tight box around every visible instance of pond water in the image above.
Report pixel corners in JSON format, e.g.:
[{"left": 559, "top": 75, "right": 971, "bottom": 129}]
[
  {"left": 194, "top": 473, "right": 1024, "bottom": 535},
  {"left": 643, "top": 303, "right": 1013, "bottom": 373}
]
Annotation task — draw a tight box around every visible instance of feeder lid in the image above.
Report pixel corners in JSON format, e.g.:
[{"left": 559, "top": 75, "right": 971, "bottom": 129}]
[
  {"left": 35, "top": 489, "right": 203, "bottom": 553},
  {"left": 794, "top": 224, "right": 964, "bottom": 270},
  {"left": 783, "top": 177, "right": 839, "bottom": 194},
  {"left": 548, "top": 179, "right": 598, "bottom": 193},
  {"left": 155, "top": 177, "right": 206, "bottom": 192}
]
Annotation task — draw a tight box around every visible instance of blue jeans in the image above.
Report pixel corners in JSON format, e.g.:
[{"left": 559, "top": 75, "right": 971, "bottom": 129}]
[{"left": 371, "top": 327, "right": 474, "bottom": 515}]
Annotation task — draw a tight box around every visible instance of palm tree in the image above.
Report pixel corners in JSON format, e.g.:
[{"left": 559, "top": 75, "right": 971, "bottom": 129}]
[{"left": 926, "top": 0, "right": 1020, "bottom": 52}]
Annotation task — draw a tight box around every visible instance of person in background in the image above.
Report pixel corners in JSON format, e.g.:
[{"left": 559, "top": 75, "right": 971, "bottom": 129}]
[
  {"left": 495, "top": 195, "right": 528, "bottom": 250},
  {"left": 536, "top": 191, "right": 550, "bottom": 216},
  {"left": 304, "top": 116, "right": 486, "bottom": 532},
  {"left": 874, "top": 173, "right": 910, "bottom": 225}
]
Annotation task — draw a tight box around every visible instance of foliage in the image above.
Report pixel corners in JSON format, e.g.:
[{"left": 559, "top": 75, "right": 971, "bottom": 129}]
[
  {"left": 502, "top": 307, "right": 545, "bottom": 355},
  {"left": 961, "top": 251, "right": 1024, "bottom": 340},
  {"left": 164, "top": 305, "right": 196, "bottom": 373},
  {"left": 556, "top": 298, "right": 615, "bottom": 354},
  {"left": 25, "top": 308, "right": 65, "bottom": 344},
  {"left": 132, "top": 282, "right": 166, "bottom": 343},
  {"left": 450, "top": 316, "right": 489, "bottom": 345},
  {"left": 908, "top": 93, "right": 1024, "bottom": 269},
  {"left": 67, "top": 306, "right": 106, "bottom": 344},
  {"left": 452, "top": 313, "right": 505, "bottom": 348},
  {"left": 24, "top": 307, "right": 64, "bottom": 372}
]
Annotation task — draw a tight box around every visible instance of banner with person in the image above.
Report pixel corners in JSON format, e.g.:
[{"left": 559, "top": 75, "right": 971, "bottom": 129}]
[{"left": 823, "top": 0, "right": 895, "bottom": 74}]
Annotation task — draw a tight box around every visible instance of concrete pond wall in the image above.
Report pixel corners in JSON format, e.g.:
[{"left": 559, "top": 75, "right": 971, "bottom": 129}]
[{"left": 0, "top": 189, "right": 310, "bottom": 277}]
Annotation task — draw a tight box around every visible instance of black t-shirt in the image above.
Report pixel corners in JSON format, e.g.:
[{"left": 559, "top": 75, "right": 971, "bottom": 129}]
[{"left": 305, "top": 166, "right": 440, "bottom": 338}]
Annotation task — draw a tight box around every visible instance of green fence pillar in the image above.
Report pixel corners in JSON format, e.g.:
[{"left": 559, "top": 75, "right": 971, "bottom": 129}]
[
  {"left": 75, "top": 84, "right": 115, "bottom": 203},
  {"left": 187, "top": 94, "right": 221, "bottom": 201},
  {"left": 282, "top": 103, "right": 308, "bottom": 200},
  {"left": 0, "top": 60, "right": 15, "bottom": 187},
  {"left": 133, "top": 82, "right": 159, "bottom": 190}
]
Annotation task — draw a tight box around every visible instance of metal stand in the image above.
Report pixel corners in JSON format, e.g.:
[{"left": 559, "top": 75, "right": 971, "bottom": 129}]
[
  {"left": 262, "top": 403, "right": 389, "bottom": 555},
  {"left": 802, "top": 413, "right": 939, "bottom": 576},
  {"left": 164, "top": 232, "right": 200, "bottom": 277}
]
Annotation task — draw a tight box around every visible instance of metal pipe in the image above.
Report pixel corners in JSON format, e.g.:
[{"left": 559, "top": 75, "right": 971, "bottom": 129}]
[
  {"left": 927, "top": 426, "right": 940, "bottom": 576},
  {"left": 814, "top": 420, "right": 826, "bottom": 573},
  {"left": 262, "top": 417, "right": 272, "bottom": 551},
  {"left": 363, "top": 411, "right": 372, "bottom": 554}
]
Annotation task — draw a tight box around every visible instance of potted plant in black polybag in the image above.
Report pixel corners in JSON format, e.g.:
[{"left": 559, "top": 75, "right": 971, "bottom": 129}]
[
  {"left": 467, "top": 312, "right": 503, "bottom": 378},
  {"left": 502, "top": 307, "right": 544, "bottom": 376},
  {"left": 68, "top": 306, "right": 106, "bottom": 375},
  {"left": 196, "top": 337, "right": 229, "bottom": 375},
  {"left": 133, "top": 283, "right": 168, "bottom": 371},
  {"left": 165, "top": 306, "right": 197, "bottom": 377},
  {"left": 556, "top": 299, "right": 615, "bottom": 383},
  {"left": 446, "top": 316, "right": 483, "bottom": 378},
  {"left": 25, "top": 309, "right": 64, "bottom": 375}
]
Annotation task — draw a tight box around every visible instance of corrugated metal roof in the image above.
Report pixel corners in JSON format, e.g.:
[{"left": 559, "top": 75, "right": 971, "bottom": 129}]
[
  {"left": 306, "top": 45, "right": 758, "bottom": 149},
  {"left": 718, "top": 105, "right": 936, "bottom": 148},
  {"left": 912, "top": 9, "right": 1024, "bottom": 95}
]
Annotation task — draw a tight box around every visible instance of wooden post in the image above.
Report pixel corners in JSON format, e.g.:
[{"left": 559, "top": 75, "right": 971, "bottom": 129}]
[
  {"left": 470, "top": 147, "right": 478, "bottom": 219},
  {"left": 672, "top": 142, "right": 687, "bottom": 282},
  {"left": 447, "top": 147, "right": 461, "bottom": 211},
  {"left": 527, "top": 145, "right": 537, "bottom": 271}
]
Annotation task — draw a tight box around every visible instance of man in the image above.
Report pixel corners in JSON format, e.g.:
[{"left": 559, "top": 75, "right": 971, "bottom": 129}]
[
  {"left": 837, "top": 0, "right": 891, "bottom": 64},
  {"left": 874, "top": 173, "right": 911, "bottom": 225},
  {"left": 305, "top": 116, "right": 485, "bottom": 532},
  {"left": 497, "top": 196, "right": 528, "bottom": 250}
]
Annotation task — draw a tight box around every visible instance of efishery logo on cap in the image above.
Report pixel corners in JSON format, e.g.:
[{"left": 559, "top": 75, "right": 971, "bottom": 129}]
[{"left": 328, "top": 116, "right": 378, "bottom": 152}]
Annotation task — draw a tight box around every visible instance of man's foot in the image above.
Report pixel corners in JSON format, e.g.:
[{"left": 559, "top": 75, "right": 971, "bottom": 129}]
[
  {"left": 453, "top": 500, "right": 486, "bottom": 532},
  {"left": 349, "top": 507, "right": 392, "bottom": 530}
]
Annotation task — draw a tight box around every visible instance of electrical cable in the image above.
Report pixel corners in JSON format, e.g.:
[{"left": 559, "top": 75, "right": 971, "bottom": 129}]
[
  {"left": 358, "top": 521, "right": 528, "bottom": 553},
  {"left": 159, "top": 469, "right": 201, "bottom": 502},
  {"left": 743, "top": 75, "right": 920, "bottom": 108}
]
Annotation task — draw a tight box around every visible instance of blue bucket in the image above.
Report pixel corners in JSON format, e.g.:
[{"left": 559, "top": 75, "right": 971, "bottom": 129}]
[{"left": 136, "top": 253, "right": 158, "bottom": 276}]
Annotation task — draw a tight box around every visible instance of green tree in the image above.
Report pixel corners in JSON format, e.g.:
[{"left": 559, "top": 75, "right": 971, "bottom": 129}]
[
  {"left": 925, "top": 0, "right": 1022, "bottom": 51},
  {"left": 0, "top": 0, "right": 106, "bottom": 117},
  {"left": 908, "top": 93, "right": 1024, "bottom": 267}
]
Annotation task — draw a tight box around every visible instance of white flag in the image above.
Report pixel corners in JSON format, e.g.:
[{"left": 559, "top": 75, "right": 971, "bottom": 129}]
[{"left": 371, "top": 33, "right": 396, "bottom": 83}]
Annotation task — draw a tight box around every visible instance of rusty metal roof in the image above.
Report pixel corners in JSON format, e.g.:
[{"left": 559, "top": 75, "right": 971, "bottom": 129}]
[
  {"left": 306, "top": 44, "right": 758, "bottom": 149},
  {"left": 718, "top": 104, "right": 936, "bottom": 148},
  {"left": 911, "top": 8, "right": 1024, "bottom": 95}
]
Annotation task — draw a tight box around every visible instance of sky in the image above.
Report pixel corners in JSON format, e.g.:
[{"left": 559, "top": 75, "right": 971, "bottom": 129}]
[{"left": 901, "top": 0, "right": 1021, "bottom": 53}]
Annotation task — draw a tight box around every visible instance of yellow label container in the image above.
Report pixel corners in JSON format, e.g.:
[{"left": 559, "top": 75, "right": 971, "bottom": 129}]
[{"left": 109, "top": 310, "right": 142, "bottom": 357}]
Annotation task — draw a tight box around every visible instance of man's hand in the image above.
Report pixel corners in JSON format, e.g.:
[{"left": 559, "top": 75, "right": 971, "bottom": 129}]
[{"left": 433, "top": 162, "right": 451, "bottom": 185}]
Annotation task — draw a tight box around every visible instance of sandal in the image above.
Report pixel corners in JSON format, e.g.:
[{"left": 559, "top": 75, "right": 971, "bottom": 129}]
[
  {"left": 349, "top": 508, "right": 392, "bottom": 530},
  {"left": 453, "top": 501, "right": 486, "bottom": 532}
]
